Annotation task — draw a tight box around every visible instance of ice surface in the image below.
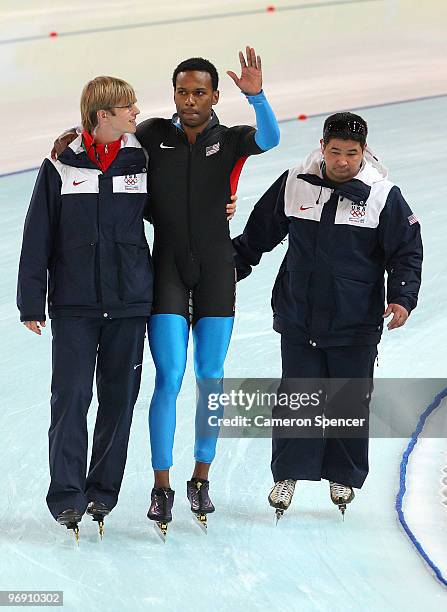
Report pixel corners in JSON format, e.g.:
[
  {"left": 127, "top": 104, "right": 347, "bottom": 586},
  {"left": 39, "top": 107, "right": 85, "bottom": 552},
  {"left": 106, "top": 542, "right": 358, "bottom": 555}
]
[
  {"left": 1, "top": 0, "right": 447, "bottom": 609},
  {"left": 1, "top": 97, "right": 447, "bottom": 611}
]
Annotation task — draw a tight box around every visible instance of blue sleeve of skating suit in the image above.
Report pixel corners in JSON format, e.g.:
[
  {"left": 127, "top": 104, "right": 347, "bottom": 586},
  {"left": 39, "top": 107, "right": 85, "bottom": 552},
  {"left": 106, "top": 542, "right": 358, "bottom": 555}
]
[{"left": 246, "top": 90, "right": 280, "bottom": 151}]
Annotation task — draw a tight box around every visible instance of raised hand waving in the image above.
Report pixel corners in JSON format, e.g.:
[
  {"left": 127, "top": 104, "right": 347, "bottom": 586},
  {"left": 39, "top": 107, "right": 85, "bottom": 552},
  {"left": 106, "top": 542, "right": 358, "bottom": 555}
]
[{"left": 227, "top": 46, "right": 262, "bottom": 95}]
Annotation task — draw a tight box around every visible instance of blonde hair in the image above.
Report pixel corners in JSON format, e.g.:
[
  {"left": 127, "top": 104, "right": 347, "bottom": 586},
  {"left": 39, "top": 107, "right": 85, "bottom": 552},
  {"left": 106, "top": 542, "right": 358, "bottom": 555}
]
[{"left": 80, "top": 76, "right": 136, "bottom": 133}]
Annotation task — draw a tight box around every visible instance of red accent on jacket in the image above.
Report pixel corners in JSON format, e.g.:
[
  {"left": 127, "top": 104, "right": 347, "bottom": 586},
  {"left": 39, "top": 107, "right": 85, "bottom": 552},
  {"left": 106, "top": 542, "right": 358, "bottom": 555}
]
[{"left": 82, "top": 130, "right": 122, "bottom": 172}]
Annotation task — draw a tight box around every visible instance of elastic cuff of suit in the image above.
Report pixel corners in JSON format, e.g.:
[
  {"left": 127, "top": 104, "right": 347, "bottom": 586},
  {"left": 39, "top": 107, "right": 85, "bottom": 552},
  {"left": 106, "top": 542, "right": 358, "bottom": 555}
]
[
  {"left": 244, "top": 90, "right": 266, "bottom": 104},
  {"left": 194, "top": 457, "right": 213, "bottom": 464}
]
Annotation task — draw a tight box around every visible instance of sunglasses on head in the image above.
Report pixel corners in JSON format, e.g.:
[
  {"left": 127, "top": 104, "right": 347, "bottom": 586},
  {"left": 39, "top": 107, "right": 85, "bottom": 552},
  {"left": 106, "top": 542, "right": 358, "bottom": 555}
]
[{"left": 324, "top": 120, "right": 366, "bottom": 136}]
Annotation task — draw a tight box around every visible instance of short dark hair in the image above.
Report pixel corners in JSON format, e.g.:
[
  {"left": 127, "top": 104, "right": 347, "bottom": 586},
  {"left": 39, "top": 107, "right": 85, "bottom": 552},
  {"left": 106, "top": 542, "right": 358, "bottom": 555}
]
[
  {"left": 323, "top": 112, "right": 368, "bottom": 146},
  {"left": 172, "top": 57, "right": 219, "bottom": 91}
]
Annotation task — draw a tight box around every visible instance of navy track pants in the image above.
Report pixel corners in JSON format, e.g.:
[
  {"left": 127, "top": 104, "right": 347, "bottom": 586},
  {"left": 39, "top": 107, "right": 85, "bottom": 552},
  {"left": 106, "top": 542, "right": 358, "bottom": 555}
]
[
  {"left": 271, "top": 337, "right": 377, "bottom": 489},
  {"left": 46, "top": 317, "right": 146, "bottom": 519}
]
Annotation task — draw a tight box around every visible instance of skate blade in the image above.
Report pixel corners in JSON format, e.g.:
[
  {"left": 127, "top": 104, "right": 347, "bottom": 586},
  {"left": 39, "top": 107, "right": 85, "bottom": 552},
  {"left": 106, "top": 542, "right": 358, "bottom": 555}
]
[
  {"left": 57, "top": 515, "right": 81, "bottom": 544},
  {"left": 331, "top": 492, "right": 354, "bottom": 519},
  {"left": 91, "top": 515, "right": 106, "bottom": 539},
  {"left": 192, "top": 513, "right": 208, "bottom": 534},
  {"left": 153, "top": 521, "right": 169, "bottom": 543},
  {"left": 66, "top": 524, "right": 80, "bottom": 545},
  {"left": 275, "top": 509, "right": 285, "bottom": 525},
  {"left": 61, "top": 522, "right": 80, "bottom": 544}
]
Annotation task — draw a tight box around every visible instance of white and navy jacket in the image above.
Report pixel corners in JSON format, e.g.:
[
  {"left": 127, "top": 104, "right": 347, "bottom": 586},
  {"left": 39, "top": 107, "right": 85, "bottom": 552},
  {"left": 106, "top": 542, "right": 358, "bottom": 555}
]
[
  {"left": 233, "top": 148, "right": 423, "bottom": 347},
  {"left": 17, "top": 133, "right": 153, "bottom": 321}
]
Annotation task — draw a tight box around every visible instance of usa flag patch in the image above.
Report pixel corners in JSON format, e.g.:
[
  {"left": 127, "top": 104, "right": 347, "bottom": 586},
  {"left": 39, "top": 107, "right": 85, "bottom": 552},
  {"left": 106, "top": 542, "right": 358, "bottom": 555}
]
[
  {"left": 206, "top": 142, "right": 220, "bottom": 157},
  {"left": 408, "top": 213, "right": 418, "bottom": 226}
]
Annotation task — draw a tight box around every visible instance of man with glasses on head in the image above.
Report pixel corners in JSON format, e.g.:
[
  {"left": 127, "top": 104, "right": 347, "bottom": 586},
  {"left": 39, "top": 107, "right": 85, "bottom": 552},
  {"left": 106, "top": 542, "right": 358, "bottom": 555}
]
[
  {"left": 233, "top": 112, "right": 422, "bottom": 519},
  {"left": 18, "top": 76, "right": 152, "bottom": 540}
]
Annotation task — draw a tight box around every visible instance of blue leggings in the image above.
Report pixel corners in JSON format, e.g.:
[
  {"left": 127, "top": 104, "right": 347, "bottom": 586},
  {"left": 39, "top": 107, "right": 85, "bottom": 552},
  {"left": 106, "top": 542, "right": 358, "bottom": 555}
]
[{"left": 148, "top": 314, "right": 234, "bottom": 470}]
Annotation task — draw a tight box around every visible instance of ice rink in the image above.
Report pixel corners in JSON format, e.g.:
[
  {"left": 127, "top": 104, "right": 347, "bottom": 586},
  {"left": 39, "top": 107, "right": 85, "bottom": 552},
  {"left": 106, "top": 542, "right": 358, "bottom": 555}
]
[{"left": 1, "top": 1, "right": 447, "bottom": 610}]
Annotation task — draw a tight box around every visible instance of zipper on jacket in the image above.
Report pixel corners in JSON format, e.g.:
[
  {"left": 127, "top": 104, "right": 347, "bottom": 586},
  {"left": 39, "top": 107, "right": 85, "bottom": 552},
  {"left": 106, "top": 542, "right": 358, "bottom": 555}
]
[
  {"left": 178, "top": 119, "right": 216, "bottom": 264},
  {"left": 94, "top": 241, "right": 100, "bottom": 303},
  {"left": 97, "top": 176, "right": 104, "bottom": 308},
  {"left": 309, "top": 190, "right": 337, "bottom": 337},
  {"left": 186, "top": 143, "right": 194, "bottom": 261}
]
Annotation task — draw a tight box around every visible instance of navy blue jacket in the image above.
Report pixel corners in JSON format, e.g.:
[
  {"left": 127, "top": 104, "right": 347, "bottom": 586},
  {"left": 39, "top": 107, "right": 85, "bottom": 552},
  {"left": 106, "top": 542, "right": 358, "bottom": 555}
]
[
  {"left": 233, "top": 148, "right": 423, "bottom": 347},
  {"left": 17, "top": 133, "right": 153, "bottom": 321}
]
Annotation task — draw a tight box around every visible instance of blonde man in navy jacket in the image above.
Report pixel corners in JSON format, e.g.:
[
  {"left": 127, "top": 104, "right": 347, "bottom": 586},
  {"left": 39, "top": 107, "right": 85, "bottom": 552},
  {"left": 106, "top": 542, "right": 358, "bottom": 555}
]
[{"left": 17, "top": 76, "right": 152, "bottom": 539}]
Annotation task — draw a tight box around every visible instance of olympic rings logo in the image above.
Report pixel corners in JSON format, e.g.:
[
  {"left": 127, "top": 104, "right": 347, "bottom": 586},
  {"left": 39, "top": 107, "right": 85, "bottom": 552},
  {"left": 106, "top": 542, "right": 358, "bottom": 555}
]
[
  {"left": 124, "top": 175, "right": 138, "bottom": 185},
  {"left": 350, "top": 209, "right": 366, "bottom": 218}
]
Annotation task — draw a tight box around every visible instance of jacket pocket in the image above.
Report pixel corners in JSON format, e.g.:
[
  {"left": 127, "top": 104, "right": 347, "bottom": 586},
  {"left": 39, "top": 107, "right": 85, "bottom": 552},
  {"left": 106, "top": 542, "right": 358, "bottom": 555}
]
[
  {"left": 50, "top": 242, "right": 99, "bottom": 306},
  {"left": 332, "top": 275, "right": 378, "bottom": 331},
  {"left": 272, "top": 259, "right": 311, "bottom": 330},
  {"left": 116, "top": 241, "right": 153, "bottom": 304}
]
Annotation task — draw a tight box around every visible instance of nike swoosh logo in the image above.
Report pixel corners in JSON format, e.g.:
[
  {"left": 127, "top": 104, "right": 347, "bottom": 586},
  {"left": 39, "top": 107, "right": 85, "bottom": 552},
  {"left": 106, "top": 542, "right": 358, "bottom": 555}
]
[
  {"left": 300, "top": 205, "right": 313, "bottom": 211},
  {"left": 133, "top": 363, "right": 142, "bottom": 370},
  {"left": 160, "top": 143, "right": 175, "bottom": 149},
  {"left": 73, "top": 180, "right": 87, "bottom": 186}
]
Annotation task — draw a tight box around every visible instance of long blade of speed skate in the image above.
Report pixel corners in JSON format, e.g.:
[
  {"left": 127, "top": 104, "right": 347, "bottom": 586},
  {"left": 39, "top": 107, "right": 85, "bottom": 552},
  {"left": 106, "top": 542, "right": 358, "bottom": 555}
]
[
  {"left": 154, "top": 521, "right": 168, "bottom": 543},
  {"left": 62, "top": 523, "right": 80, "bottom": 545},
  {"left": 192, "top": 513, "right": 208, "bottom": 534},
  {"left": 275, "top": 509, "right": 285, "bottom": 525},
  {"left": 90, "top": 513, "right": 106, "bottom": 539},
  {"left": 72, "top": 525, "right": 80, "bottom": 544},
  {"left": 58, "top": 517, "right": 81, "bottom": 545}
]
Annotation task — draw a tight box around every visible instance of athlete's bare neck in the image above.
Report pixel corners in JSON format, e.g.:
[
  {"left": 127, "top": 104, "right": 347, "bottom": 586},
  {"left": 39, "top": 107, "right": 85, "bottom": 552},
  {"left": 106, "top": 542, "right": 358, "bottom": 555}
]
[
  {"left": 181, "top": 115, "right": 212, "bottom": 145},
  {"left": 94, "top": 126, "right": 122, "bottom": 145}
]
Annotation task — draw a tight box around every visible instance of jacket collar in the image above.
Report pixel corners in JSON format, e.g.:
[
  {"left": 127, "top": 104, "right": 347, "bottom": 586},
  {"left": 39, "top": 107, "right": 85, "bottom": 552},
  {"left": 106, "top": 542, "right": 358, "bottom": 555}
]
[
  {"left": 297, "top": 147, "right": 388, "bottom": 204},
  {"left": 171, "top": 111, "right": 219, "bottom": 140},
  {"left": 57, "top": 132, "right": 143, "bottom": 169},
  {"left": 298, "top": 172, "right": 371, "bottom": 204}
]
